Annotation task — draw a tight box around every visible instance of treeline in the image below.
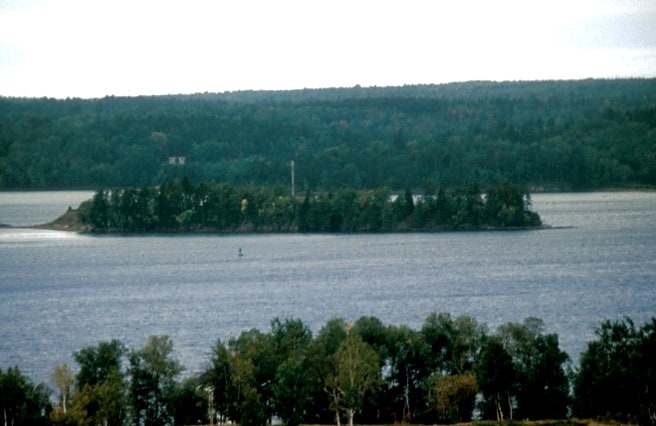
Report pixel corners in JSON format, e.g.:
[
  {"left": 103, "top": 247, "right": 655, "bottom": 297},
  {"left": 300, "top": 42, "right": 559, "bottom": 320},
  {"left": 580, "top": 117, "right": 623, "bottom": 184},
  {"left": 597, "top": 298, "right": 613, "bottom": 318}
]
[
  {"left": 2, "top": 315, "right": 655, "bottom": 426},
  {"left": 76, "top": 180, "right": 541, "bottom": 232},
  {"left": 1, "top": 79, "right": 655, "bottom": 191}
]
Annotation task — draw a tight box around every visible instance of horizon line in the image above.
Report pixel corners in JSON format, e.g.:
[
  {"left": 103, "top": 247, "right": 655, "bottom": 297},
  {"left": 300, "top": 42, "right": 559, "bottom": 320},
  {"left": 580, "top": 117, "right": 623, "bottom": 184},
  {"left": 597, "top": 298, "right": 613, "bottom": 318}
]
[{"left": 2, "top": 76, "right": 656, "bottom": 101}]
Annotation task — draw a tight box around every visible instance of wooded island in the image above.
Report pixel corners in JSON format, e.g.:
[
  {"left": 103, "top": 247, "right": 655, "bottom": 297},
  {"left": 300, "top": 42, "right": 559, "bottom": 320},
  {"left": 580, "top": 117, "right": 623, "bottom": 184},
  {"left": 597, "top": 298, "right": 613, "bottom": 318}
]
[{"left": 73, "top": 180, "right": 541, "bottom": 232}]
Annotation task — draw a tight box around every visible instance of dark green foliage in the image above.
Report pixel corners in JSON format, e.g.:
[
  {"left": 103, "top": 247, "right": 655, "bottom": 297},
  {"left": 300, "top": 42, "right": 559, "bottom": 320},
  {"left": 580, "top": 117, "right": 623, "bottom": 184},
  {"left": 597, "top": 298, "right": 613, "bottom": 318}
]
[
  {"left": 411, "top": 313, "right": 487, "bottom": 423},
  {"left": 170, "top": 376, "right": 209, "bottom": 426},
  {"left": 0, "top": 366, "right": 51, "bottom": 426},
  {"left": 304, "top": 318, "right": 350, "bottom": 424},
  {"left": 384, "top": 324, "right": 425, "bottom": 423},
  {"left": 202, "top": 339, "right": 234, "bottom": 424},
  {"left": 522, "top": 334, "right": 570, "bottom": 419},
  {"left": 574, "top": 317, "right": 656, "bottom": 425},
  {"left": 498, "top": 318, "right": 571, "bottom": 420},
  {"left": 475, "top": 337, "right": 516, "bottom": 421},
  {"left": 6, "top": 315, "right": 656, "bottom": 425},
  {"left": 73, "top": 339, "right": 126, "bottom": 387},
  {"left": 129, "top": 335, "right": 182, "bottom": 426},
  {"left": 351, "top": 316, "right": 390, "bottom": 365},
  {"left": 1, "top": 79, "right": 655, "bottom": 191},
  {"left": 421, "top": 313, "right": 487, "bottom": 376},
  {"left": 270, "top": 318, "right": 314, "bottom": 426},
  {"left": 484, "top": 183, "right": 541, "bottom": 227},
  {"left": 78, "top": 180, "right": 541, "bottom": 232},
  {"left": 67, "top": 340, "right": 128, "bottom": 426},
  {"left": 273, "top": 355, "right": 311, "bottom": 426},
  {"left": 328, "top": 334, "right": 382, "bottom": 426}
]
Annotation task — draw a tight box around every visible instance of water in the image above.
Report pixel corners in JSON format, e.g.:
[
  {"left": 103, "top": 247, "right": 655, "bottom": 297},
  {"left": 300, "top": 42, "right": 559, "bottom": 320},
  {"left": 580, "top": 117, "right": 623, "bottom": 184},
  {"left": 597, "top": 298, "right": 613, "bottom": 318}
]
[
  {"left": 0, "top": 191, "right": 95, "bottom": 227},
  {"left": 1, "top": 191, "right": 655, "bottom": 385}
]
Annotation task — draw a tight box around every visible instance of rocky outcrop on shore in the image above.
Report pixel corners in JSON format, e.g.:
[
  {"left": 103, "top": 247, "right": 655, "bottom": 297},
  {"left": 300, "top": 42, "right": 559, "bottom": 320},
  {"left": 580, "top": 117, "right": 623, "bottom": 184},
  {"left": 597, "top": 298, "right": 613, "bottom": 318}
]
[{"left": 34, "top": 207, "right": 89, "bottom": 232}]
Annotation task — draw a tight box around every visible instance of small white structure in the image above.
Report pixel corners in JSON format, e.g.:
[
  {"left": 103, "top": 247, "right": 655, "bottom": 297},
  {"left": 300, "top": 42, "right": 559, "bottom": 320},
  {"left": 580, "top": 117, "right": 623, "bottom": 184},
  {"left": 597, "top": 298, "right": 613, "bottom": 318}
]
[{"left": 167, "top": 156, "right": 186, "bottom": 165}]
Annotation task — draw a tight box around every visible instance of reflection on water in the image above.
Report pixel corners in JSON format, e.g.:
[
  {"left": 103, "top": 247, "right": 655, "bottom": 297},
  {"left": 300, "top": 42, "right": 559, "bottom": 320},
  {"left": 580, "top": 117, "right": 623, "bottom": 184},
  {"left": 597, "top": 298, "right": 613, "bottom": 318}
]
[{"left": 0, "top": 228, "right": 82, "bottom": 243}]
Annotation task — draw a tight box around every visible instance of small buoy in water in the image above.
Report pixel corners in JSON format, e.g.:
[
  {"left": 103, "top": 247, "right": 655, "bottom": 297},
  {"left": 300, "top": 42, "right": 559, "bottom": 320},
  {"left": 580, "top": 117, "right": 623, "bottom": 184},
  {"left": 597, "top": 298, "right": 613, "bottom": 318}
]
[{"left": 238, "top": 248, "right": 243, "bottom": 257}]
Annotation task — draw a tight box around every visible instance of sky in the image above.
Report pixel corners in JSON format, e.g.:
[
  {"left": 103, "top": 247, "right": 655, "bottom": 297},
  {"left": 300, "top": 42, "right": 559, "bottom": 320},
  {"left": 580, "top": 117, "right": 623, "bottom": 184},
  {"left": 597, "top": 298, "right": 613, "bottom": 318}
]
[{"left": 0, "top": 0, "right": 655, "bottom": 99}]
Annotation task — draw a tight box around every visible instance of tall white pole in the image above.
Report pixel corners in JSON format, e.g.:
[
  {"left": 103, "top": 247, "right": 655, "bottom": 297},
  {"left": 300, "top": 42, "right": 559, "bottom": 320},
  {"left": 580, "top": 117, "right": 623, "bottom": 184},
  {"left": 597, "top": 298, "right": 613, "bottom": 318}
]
[{"left": 291, "top": 160, "right": 295, "bottom": 197}]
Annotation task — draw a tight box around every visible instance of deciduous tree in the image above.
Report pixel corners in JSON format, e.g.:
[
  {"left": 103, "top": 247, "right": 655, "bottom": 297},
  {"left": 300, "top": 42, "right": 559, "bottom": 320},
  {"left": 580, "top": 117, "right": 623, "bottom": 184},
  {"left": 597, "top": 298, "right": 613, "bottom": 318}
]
[
  {"left": 475, "top": 337, "right": 515, "bottom": 421},
  {"left": 573, "top": 317, "right": 656, "bottom": 423},
  {"left": 429, "top": 373, "right": 477, "bottom": 423},
  {"left": 72, "top": 339, "right": 127, "bottom": 426},
  {"left": 129, "top": 335, "right": 182, "bottom": 426},
  {"left": 498, "top": 318, "right": 570, "bottom": 419},
  {"left": 326, "top": 334, "right": 381, "bottom": 426},
  {"left": 50, "top": 364, "right": 74, "bottom": 416}
]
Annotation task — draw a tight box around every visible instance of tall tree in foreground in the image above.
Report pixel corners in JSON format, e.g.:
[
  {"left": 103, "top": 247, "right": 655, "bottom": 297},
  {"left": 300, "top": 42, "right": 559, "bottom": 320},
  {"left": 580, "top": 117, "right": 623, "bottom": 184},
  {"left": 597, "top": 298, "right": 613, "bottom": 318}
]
[
  {"left": 273, "top": 355, "right": 311, "bottom": 426},
  {"left": 72, "top": 339, "right": 128, "bottom": 426},
  {"left": 385, "top": 324, "right": 425, "bottom": 423},
  {"left": 498, "top": 318, "right": 570, "bottom": 419},
  {"left": 204, "top": 339, "right": 236, "bottom": 424},
  {"left": 170, "top": 376, "right": 208, "bottom": 426},
  {"left": 129, "top": 335, "right": 182, "bottom": 426},
  {"left": 50, "top": 364, "right": 75, "bottom": 416},
  {"left": 326, "top": 334, "right": 381, "bottom": 426},
  {"left": 270, "top": 318, "right": 314, "bottom": 426},
  {"left": 637, "top": 318, "right": 656, "bottom": 426},
  {"left": 228, "top": 329, "right": 273, "bottom": 426},
  {"left": 305, "top": 318, "right": 349, "bottom": 424},
  {"left": 0, "top": 366, "right": 50, "bottom": 426},
  {"left": 574, "top": 317, "right": 656, "bottom": 424},
  {"left": 574, "top": 318, "right": 639, "bottom": 422},
  {"left": 475, "top": 337, "right": 515, "bottom": 421}
]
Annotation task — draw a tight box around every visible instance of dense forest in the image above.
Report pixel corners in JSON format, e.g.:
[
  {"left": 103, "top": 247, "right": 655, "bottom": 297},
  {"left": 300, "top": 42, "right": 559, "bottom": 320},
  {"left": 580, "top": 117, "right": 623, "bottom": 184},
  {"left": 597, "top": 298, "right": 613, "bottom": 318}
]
[
  {"left": 1, "top": 79, "right": 655, "bottom": 191},
  {"left": 75, "top": 180, "right": 541, "bottom": 232},
  {"left": 2, "top": 315, "right": 655, "bottom": 426}
]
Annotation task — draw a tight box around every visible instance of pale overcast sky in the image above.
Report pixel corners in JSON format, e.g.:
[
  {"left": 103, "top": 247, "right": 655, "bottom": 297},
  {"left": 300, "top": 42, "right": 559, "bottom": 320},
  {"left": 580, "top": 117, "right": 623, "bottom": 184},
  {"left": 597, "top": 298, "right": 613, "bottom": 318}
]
[{"left": 0, "top": 0, "right": 655, "bottom": 98}]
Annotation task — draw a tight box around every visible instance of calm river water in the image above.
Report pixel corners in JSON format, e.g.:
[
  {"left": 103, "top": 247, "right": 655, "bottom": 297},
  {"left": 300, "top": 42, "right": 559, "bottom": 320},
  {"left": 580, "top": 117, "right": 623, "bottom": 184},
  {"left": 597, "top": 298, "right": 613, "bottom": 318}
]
[{"left": 1, "top": 191, "right": 655, "bottom": 385}]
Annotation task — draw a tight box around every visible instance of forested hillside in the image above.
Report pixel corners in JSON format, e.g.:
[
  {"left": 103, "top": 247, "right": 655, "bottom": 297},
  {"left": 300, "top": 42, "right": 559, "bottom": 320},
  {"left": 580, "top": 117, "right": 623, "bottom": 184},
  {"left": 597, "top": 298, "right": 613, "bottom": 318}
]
[{"left": 1, "top": 79, "right": 655, "bottom": 190}]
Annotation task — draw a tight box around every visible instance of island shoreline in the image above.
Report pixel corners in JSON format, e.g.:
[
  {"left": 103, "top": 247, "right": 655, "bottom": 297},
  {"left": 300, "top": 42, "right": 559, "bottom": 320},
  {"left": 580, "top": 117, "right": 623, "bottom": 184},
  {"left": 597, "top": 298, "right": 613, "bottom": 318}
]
[{"left": 26, "top": 207, "right": 569, "bottom": 235}]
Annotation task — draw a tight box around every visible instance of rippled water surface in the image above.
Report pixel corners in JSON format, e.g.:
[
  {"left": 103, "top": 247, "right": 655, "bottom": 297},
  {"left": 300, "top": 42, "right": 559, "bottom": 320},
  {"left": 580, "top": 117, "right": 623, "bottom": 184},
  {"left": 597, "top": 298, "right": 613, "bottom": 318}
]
[{"left": 1, "top": 191, "right": 655, "bottom": 384}]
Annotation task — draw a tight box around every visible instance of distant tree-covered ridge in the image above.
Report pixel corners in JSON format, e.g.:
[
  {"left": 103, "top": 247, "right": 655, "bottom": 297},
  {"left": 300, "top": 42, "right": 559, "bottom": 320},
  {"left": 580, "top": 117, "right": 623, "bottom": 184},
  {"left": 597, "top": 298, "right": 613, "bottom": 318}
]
[
  {"left": 1, "top": 78, "right": 655, "bottom": 190},
  {"left": 75, "top": 180, "right": 541, "bottom": 232}
]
